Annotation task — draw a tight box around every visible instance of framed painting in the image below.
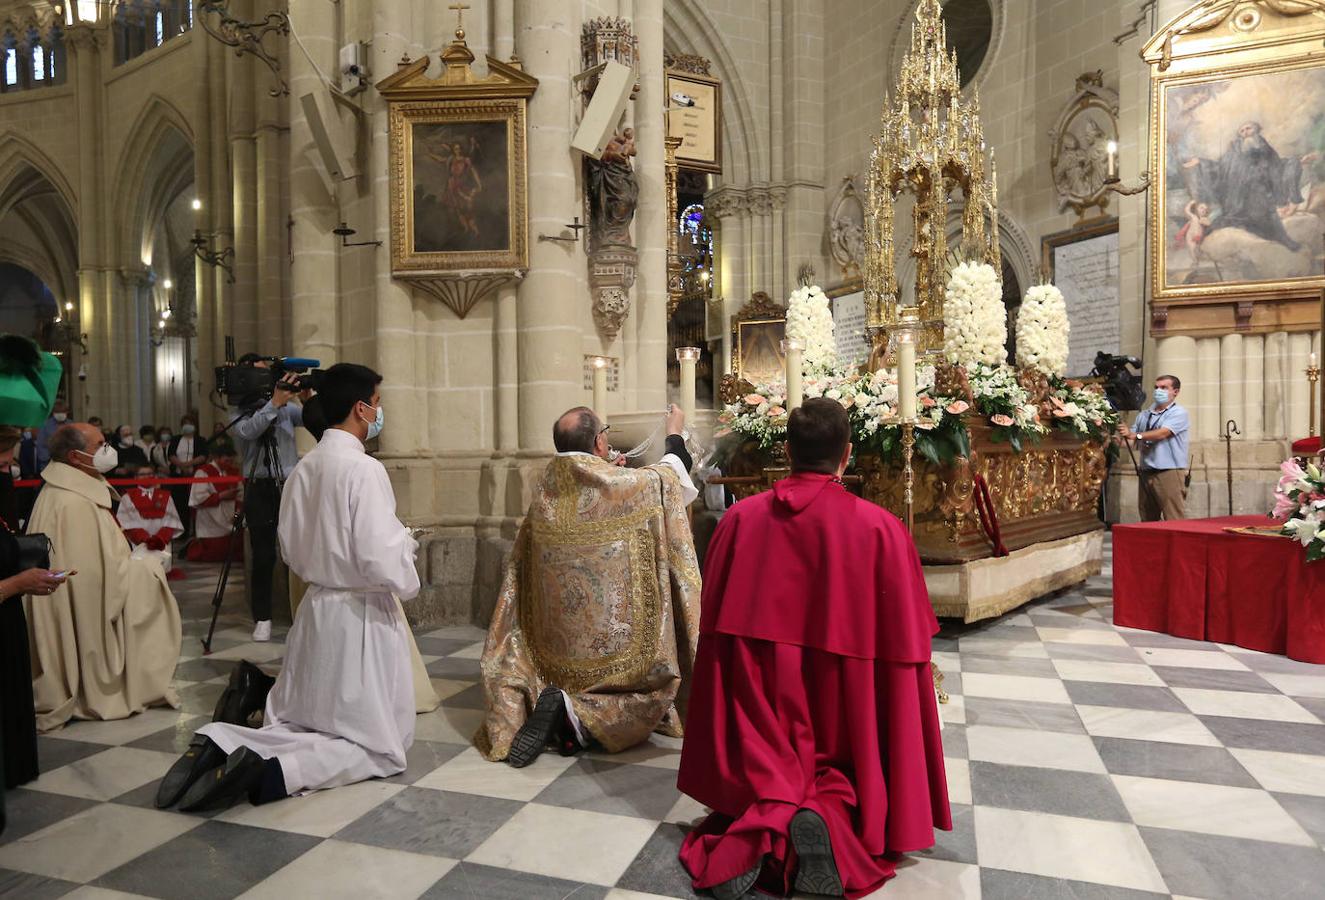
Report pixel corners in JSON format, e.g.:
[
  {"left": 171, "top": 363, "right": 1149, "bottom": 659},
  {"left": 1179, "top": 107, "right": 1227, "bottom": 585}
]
[
  {"left": 665, "top": 69, "right": 722, "bottom": 174},
  {"left": 728, "top": 291, "right": 786, "bottom": 385},
  {"left": 1145, "top": 2, "right": 1325, "bottom": 324},
  {"left": 378, "top": 40, "right": 538, "bottom": 313}
]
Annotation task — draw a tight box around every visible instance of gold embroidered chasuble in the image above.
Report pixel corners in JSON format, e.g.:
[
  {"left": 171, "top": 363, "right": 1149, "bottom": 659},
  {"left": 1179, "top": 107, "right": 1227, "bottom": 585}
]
[{"left": 476, "top": 453, "right": 701, "bottom": 759}]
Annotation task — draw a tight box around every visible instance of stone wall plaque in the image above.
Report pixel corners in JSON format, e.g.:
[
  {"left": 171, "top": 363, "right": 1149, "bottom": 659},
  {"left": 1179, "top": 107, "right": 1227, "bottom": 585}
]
[{"left": 1043, "top": 220, "right": 1120, "bottom": 377}]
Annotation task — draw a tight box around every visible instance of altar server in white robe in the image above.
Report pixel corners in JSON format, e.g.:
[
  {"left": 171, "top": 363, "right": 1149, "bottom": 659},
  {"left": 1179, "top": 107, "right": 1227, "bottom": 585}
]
[{"left": 156, "top": 363, "right": 420, "bottom": 812}]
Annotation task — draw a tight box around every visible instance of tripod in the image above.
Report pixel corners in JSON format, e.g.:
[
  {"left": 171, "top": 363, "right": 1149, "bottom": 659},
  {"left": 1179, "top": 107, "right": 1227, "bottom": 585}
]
[{"left": 201, "top": 408, "right": 287, "bottom": 655}]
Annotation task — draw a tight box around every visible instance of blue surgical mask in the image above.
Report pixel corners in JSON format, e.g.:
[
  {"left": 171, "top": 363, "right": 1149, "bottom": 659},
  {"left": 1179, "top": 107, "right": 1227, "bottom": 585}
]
[
  {"left": 361, "top": 403, "right": 384, "bottom": 440},
  {"left": 1154, "top": 388, "right": 1170, "bottom": 405}
]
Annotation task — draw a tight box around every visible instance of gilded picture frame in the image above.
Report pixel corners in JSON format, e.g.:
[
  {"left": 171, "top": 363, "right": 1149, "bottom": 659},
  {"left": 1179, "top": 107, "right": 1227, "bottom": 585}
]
[
  {"left": 665, "top": 69, "right": 722, "bottom": 174},
  {"left": 388, "top": 98, "right": 528, "bottom": 273},
  {"left": 1143, "top": 1, "right": 1325, "bottom": 331}
]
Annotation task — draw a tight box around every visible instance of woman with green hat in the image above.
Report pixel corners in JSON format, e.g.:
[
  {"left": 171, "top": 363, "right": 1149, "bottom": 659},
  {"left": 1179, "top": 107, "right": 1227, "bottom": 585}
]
[{"left": 0, "top": 336, "right": 73, "bottom": 835}]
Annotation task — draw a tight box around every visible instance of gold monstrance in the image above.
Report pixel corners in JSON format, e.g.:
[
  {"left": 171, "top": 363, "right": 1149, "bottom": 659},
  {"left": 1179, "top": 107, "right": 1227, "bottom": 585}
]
[{"left": 864, "top": 0, "right": 1000, "bottom": 362}]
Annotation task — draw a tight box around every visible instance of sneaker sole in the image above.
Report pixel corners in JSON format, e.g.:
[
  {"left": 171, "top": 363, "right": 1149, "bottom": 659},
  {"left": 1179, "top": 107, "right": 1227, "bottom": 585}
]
[
  {"left": 791, "top": 809, "right": 843, "bottom": 896},
  {"left": 507, "top": 688, "right": 562, "bottom": 768}
]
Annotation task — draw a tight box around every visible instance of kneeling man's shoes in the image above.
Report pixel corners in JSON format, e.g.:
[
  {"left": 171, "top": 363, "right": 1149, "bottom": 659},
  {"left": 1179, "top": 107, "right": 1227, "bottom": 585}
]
[
  {"left": 790, "top": 808, "right": 844, "bottom": 896},
  {"left": 179, "top": 747, "right": 267, "bottom": 812},
  {"left": 711, "top": 862, "right": 762, "bottom": 900},
  {"left": 507, "top": 686, "right": 564, "bottom": 768},
  {"left": 155, "top": 735, "right": 226, "bottom": 809}
]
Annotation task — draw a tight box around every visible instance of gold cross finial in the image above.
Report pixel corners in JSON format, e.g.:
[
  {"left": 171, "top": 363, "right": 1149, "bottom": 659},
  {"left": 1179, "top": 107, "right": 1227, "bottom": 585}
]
[{"left": 449, "top": 2, "right": 470, "bottom": 40}]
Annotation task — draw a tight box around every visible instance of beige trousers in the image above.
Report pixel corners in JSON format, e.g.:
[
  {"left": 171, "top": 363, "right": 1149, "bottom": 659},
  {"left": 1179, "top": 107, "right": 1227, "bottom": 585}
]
[{"left": 1138, "top": 468, "right": 1186, "bottom": 522}]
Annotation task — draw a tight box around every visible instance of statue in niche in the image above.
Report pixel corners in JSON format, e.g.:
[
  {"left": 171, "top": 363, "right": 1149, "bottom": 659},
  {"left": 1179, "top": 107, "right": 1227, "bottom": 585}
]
[{"left": 587, "top": 128, "right": 638, "bottom": 250}]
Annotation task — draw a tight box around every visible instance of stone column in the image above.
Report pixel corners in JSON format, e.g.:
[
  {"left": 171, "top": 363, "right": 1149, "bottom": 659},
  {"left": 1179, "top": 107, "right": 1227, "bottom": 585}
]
[
  {"left": 708, "top": 189, "right": 746, "bottom": 374},
  {"left": 632, "top": 0, "right": 668, "bottom": 412},
  {"left": 66, "top": 24, "right": 106, "bottom": 419},
  {"left": 227, "top": 0, "right": 259, "bottom": 351},
  {"left": 287, "top": 0, "right": 339, "bottom": 377},
  {"left": 1154, "top": 334, "right": 1197, "bottom": 420},
  {"left": 1288, "top": 332, "right": 1312, "bottom": 439},
  {"left": 1219, "top": 333, "right": 1243, "bottom": 439},
  {"left": 493, "top": 0, "right": 515, "bottom": 59},
  {"left": 515, "top": 0, "right": 583, "bottom": 450},
  {"left": 1242, "top": 334, "right": 1264, "bottom": 440},
  {"left": 1195, "top": 337, "right": 1220, "bottom": 442},
  {"left": 1264, "top": 331, "right": 1289, "bottom": 438},
  {"left": 193, "top": 14, "right": 215, "bottom": 418}
]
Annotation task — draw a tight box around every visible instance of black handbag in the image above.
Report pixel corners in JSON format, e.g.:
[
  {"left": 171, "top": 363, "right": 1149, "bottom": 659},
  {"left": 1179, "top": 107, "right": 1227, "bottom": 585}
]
[{"left": 14, "top": 533, "right": 52, "bottom": 572}]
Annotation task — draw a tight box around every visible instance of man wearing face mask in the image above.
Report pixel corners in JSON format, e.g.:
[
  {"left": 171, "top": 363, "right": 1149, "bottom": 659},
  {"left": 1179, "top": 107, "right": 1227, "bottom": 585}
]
[
  {"left": 25, "top": 423, "right": 182, "bottom": 731},
  {"left": 1119, "top": 375, "right": 1190, "bottom": 521},
  {"left": 33, "top": 400, "right": 69, "bottom": 472},
  {"left": 158, "top": 364, "right": 418, "bottom": 811},
  {"left": 231, "top": 355, "right": 308, "bottom": 643}
]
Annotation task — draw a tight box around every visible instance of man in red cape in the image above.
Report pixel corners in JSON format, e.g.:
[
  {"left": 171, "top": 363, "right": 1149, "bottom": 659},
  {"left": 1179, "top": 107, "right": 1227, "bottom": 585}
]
[{"left": 678, "top": 398, "right": 951, "bottom": 899}]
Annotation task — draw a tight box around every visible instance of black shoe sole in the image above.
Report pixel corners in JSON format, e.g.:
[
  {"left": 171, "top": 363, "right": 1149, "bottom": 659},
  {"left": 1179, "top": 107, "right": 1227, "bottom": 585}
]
[
  {"left": 507, "top": 687, "right": 563, "bottom": 769},
  {"left": 179, "top": 747, "right": 266, "bottom": 812},
  {"left": 711, "top": 862, "right": 761, "bottom": 900},
  {"left": 791, "top": 809, "right": 844, "bottom": 896},
  {"left": 154, "top": 737, "right": 226, "bottom": 809},
  {"left": 213, "top": 661, "right": 276, "bottom": 727}
]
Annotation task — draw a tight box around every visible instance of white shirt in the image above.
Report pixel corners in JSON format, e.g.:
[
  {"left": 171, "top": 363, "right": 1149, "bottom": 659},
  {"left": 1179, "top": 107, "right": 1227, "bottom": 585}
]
[{"left": 277, "top": 429, "right": 420, "bottom": 598}]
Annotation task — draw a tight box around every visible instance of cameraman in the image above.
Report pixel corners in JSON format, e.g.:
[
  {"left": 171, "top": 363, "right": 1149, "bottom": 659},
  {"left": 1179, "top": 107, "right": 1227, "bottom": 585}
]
[
  {"left": 232, "top": 354, "right": 310, "bottom": 642},
  {"left": 1119, "top": 374, "right": 1189, "bottom": 522}
]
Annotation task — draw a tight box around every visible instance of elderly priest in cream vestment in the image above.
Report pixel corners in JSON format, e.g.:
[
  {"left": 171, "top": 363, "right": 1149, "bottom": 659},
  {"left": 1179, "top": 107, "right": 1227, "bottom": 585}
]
[
  {"left": 26, "top": 423, "right": 182, "bottom": 732},
  {"left": 477, "top": 405, "right": 701, "bottom": 767}
]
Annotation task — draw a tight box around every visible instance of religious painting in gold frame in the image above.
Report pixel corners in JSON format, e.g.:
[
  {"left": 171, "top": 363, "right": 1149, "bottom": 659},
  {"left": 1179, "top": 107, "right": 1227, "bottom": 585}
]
[
  {"left": 1144, "top": 2, "right": 1325, "bottom": 314},
  {"left": 729, "top": 291, "right": 786, "bottom": 385},
  {"left": 379, "top": 36, "right": 538, "bottom": 277}
]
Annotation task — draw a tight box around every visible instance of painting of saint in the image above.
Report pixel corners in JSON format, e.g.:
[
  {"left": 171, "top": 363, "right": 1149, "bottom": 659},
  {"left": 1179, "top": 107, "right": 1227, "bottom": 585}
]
[
  {"left": 736, "top": 320, "right": 787, "bottom": 385},
  {"left": 1161, "top": 67, "right": 1325, "bottom": 291},
  {"left": 411, "top": 121, "right": 510, "bottom": 254}
]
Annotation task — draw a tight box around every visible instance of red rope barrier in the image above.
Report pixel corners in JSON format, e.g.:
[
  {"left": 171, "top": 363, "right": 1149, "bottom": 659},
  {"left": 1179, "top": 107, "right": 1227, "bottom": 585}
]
[
  {"left": 972, "top": 473, "right": 1009, "bottom": 558},
  {"left": 14, "top": 476, "right": 244, "bottom": 489}
]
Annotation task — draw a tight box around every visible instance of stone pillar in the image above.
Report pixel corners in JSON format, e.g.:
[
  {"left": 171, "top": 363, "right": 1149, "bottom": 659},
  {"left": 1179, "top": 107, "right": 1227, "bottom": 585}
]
[
  {"left": 494, "top": 285, "right": 519, "bottom": 451},
  {"left": 1264, "top": 331, "right": 1289, "bottom": 438},
  {"left": 515, "top": 0, "right": 583, "bottom": 450},
  {"left": 1154, "top": 333, "right": 1197, "bottom": 419},
  {"left": 287, "top": 0, "right": 339, "bottom": 378},
  {"left": 1243, "top": 334, "right": 1264, "bottom": 440},
  {"left": 66, "top": 25, "right": 106, "bottom": 419},
  {"left": 228, "top": 0, "right": 259, "bottom": 352},
  {"left": 1219, "top": 333, "right": 1243, "bottom": 439},
  {"left": 708, "top": 190, "right": 746, "bottom": 374},
  {"left": 493, "top": 0, "right": 515, "bottom": 59},
  {"left": 193, "top": 15, "right": 215, "bottom": 419},
  {"left": 1194, "top": 337, "right": 1220, "bottom": 442},
  {"left": 1288, "top": 332, "right": 1312, "bottom": 439},
  {"left": 632, "top": 0, "right": 668, "bottom": 412}
]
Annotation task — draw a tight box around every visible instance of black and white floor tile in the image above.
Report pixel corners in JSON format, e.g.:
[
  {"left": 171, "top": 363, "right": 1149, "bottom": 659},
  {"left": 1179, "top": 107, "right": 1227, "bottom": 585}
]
[{"left": 3, "top": 537, "right": 1325, "bottom": 899}]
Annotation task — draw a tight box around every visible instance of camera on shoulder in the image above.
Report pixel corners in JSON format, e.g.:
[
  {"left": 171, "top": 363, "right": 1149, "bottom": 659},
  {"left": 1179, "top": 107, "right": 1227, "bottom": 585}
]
[{"left": 215, "top": 352, "right": 326, "bottom": 408}]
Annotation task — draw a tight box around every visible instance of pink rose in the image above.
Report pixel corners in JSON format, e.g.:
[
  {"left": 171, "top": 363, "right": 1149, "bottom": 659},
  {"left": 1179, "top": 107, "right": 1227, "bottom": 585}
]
[
  {"left": 921, "top": 396, "right": 937, "bottom": 408},
  {"left": 1093, "top": 418, "right": 1103, "bottom": 426},
  {"left": 991, "top": 414, "right": 1014, "bottom": 427},
  {"left": 768, "top": 406, "right": 786, "bottom": 417},
  {"left": 945, "top": 400, "right": 969, "bottom": 415},
  {"left": 1053, "top": 408, "right": 1070, "bottom": 417},
  {"left": 744, "top": 393, "right": 766, "bottom": 406}
]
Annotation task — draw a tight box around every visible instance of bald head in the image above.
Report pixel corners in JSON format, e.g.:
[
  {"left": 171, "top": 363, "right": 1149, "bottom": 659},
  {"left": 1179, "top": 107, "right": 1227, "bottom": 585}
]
[
  {"left": 554, "top": 406, "right": 602, "bottom": 455},
  {"left": 49, "top": 423, "right": 106, "bottom": 476}
]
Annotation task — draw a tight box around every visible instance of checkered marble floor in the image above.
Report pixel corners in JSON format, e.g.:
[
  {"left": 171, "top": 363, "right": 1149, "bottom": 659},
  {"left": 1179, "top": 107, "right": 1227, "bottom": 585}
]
[{"left": 4, "top": 538, "right": 1325, "bottom": 899}]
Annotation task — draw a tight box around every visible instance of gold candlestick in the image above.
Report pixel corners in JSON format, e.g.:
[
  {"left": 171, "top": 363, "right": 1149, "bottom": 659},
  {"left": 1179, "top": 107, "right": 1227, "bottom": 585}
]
[
  {"left": 901, "top": 421, "right": 916, "bottom": 533},
  {"left": 1309, "top": 356, "right": 1320, "bottom": 437}
]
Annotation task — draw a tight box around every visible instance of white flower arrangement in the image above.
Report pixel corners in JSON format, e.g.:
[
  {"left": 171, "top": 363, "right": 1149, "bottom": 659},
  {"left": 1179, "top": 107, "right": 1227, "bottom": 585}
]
[
  {"left": 1273, "top": 459, "right": 1325, "bottom": 562},
  {"left": 1016, "top": 284, "right": 1070, "bottom": 377},
  {"left": 943, "top": 262, "right": 1007, "bottom": 367},
  {"left": 968, "top": 363, "right": 1047, "bottom": 435},
  {"left": 785, "top": 284, "right": 838, "bottom": 375}
]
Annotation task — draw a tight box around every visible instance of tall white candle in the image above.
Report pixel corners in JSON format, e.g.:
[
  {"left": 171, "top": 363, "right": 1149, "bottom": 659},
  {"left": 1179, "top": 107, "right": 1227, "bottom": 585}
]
[
  {"left": 592, "top": 357, "right": 608, "bottom": 421},
  {"left": 1106, "top": 140, "right": 1119, "bottom": 180},
  {"left": 783, "top": 339, "right": 804, "bottom": 410},
  {"left": 898, "top": 337, "right": 917, "bottom": 421},
  {"left": 676, "top": 347, "right": 700, "bottom": 424}
]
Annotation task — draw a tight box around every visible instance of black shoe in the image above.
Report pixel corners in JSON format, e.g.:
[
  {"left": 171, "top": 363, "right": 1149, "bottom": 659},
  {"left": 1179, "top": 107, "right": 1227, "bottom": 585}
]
[
  {"left": 507, "top": 686, "right": 564, "bottom": 768},
  {"left": 790, "top": 809, "right": 844, "bottom": 896},
  {"left": 711, "top": 862, "right": 761, "bottom": 900},
  {"left": 155, "top": 736, "right": 227, "bottom": 809},
  {"left": 212, "top": 661, "right": 276, "bottom": 727},
  {"left": 179, "top": 747, "right": 267, "bottom": 812}
]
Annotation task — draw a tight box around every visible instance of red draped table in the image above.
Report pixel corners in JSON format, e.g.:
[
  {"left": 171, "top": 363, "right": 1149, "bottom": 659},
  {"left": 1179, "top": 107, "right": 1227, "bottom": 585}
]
[{"left": 1113, "top": 515, "right": 1325, "bottom": 664}]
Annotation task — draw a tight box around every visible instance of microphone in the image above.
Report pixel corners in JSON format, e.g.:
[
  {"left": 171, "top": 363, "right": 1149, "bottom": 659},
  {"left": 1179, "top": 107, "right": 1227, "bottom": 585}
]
[{"left": 279, "top": 357, "right": 322, "bottom": 369}]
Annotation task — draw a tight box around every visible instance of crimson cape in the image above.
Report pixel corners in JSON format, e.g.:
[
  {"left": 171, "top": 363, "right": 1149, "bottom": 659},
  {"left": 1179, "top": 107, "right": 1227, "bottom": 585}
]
[{"left": 677, "top": 473, "right": 951, "bottom": 898}]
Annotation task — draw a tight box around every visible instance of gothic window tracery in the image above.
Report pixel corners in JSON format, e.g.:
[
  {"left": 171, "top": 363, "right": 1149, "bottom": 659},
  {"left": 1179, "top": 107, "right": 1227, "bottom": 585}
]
[{"left": 0, "top": 22, "right": 65, "bottom": 93}]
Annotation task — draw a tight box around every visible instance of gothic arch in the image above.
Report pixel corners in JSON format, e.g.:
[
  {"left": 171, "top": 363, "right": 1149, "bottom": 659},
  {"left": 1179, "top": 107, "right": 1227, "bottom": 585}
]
[
  {"left": 110, "top": 93, "right": 195, "bottom": 267},
  {"left": 663, "top": 0, "right": 765, "bottom": 185},
  {"left": 0, "top": 134, "right": 78, "bottom": 301}
]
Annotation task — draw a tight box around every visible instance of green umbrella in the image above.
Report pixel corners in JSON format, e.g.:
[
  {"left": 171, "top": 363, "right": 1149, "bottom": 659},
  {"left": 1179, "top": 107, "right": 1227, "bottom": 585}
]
[{"left": 0, "top": 335, "right": 64, "bottom": 428}]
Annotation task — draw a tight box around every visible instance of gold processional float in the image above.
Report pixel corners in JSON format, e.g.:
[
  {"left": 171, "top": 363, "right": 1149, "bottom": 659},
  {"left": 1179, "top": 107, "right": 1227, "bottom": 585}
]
[{"left": 715, "top": 0, "right": 1109, "bottom": 621}]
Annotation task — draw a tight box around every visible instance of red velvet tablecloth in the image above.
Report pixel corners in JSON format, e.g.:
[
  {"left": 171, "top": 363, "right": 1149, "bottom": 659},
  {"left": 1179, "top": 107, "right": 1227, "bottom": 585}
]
[{"left": 1113, "top": 515, "right": 1325, "bottom": 664}]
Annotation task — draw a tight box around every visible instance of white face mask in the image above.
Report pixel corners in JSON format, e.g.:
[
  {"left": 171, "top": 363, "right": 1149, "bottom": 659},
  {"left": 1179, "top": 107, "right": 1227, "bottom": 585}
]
[
  {"left": 78, "top": 444, "right": 119, "bottom": 474},
  {"left": 53, "top": 412, "right": 68, "bottom": 423}
]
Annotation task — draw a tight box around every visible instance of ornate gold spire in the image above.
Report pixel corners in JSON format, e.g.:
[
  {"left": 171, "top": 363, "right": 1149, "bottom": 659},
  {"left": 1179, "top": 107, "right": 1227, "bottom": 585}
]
[{"left": 864, "top": 0, "right": 1000, "bottom": 357}]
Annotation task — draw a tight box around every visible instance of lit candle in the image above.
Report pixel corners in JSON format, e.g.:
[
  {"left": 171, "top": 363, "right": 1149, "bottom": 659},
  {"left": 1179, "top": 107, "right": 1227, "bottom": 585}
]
[
  {"left": 1311, "top": 352, "right": 1319, "bottom": 369},
  {"left": 591, "top": 357, "right": 608, "bottom": 422},
  {"left": 782, "top": 339, "right": 804, "bottom": 410},
  {"left": 1106, "top": 140, "right": 1119, "bottom": 180},
  {"left": 676, "top": 347, "right": 701, "bottom": 424},
  {"left": 897, "top": 307, "right": 919, "bottom": 421}
]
